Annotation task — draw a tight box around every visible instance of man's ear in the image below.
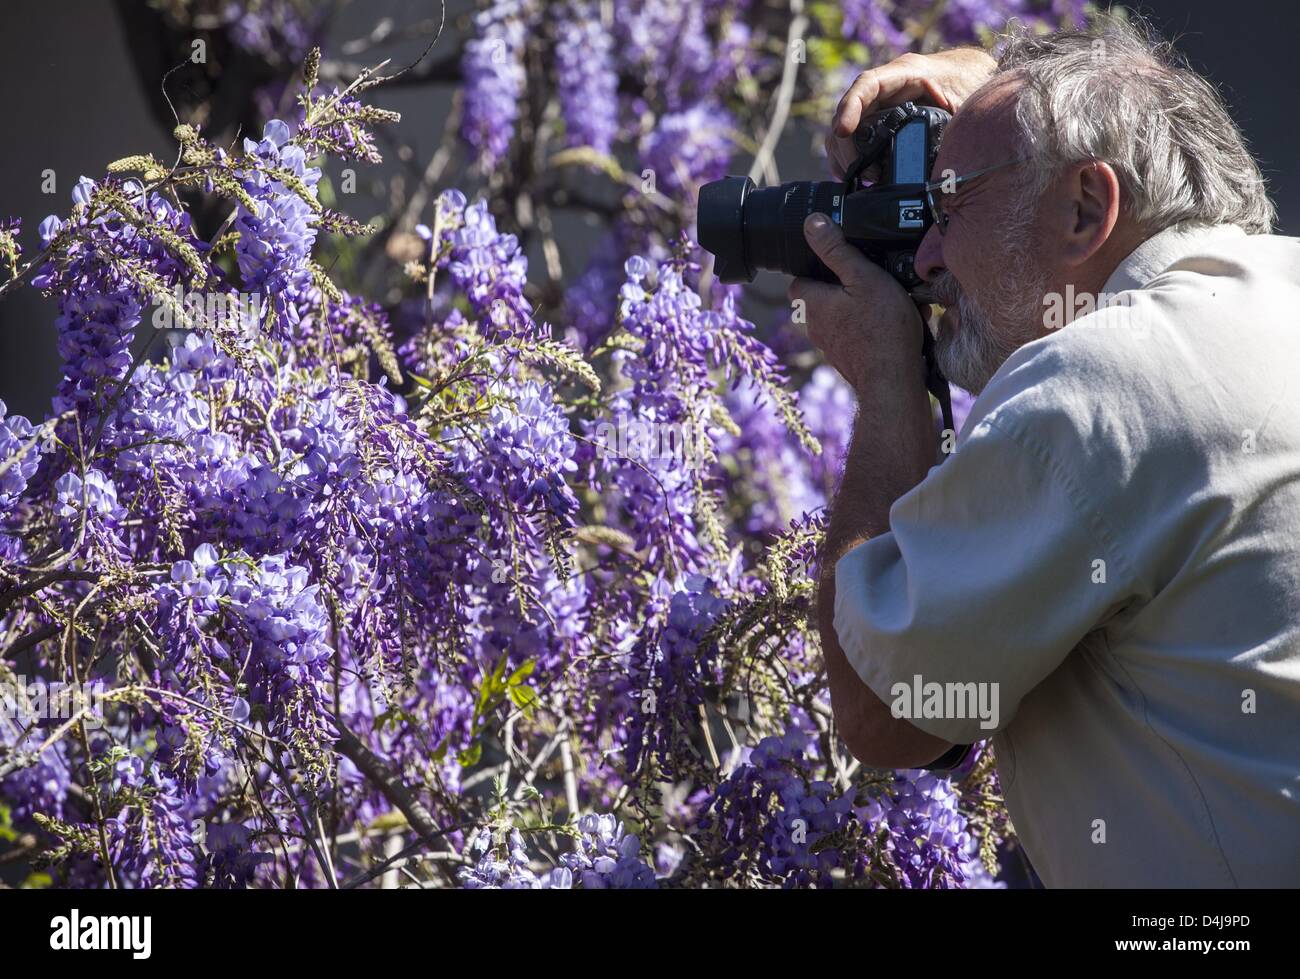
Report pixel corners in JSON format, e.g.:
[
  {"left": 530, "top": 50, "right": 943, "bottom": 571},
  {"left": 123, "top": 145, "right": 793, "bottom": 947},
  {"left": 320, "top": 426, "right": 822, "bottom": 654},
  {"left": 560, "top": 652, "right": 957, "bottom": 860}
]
[{"left": 1060, "top": 160, "right": 1121, "bottom": 267}]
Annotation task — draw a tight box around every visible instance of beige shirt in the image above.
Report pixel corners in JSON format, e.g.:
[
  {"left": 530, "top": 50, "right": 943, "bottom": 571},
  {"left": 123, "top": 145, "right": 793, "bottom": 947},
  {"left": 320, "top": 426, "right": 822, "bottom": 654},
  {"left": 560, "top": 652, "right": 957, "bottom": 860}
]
[{"left": 834, "top": 223, "right": 1300, "bottom": 887}]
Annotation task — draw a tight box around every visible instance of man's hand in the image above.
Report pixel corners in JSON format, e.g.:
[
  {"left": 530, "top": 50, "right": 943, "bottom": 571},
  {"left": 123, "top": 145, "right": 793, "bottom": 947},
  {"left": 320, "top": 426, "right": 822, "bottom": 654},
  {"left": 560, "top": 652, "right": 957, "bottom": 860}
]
[
  {"left": 788, "top": 214, "right": 924, "bottom": 393},
  {"left": 795, "top": 219, "right": 949, "bottom": 771},
  {"left": 827, "top": 48, "right": 997, "bottom": 179}
]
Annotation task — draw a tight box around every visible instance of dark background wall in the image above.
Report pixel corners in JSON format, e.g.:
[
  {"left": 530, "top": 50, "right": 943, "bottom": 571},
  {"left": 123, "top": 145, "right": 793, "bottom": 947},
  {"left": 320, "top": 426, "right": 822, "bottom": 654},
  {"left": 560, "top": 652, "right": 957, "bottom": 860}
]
[
  {"left": 1, "top": 1, "right": 172, "bottom": 420},
  {"left": 1, "top": 0, "right": 1295, "bottom": 421},
  {"left": 1127, "top": 1, "right": 1299, "bottom": 232}
]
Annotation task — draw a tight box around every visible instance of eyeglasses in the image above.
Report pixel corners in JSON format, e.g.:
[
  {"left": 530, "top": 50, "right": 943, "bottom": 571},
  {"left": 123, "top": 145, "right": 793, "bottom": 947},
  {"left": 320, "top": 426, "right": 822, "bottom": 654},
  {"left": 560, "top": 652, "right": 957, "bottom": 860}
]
[{"left": 924, "top": 157, "right": 1030, "bottom": 235}]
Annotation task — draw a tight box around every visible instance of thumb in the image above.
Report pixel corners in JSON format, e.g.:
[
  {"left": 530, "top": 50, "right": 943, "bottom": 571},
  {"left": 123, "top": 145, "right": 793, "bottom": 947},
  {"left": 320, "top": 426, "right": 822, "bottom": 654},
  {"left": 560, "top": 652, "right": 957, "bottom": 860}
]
[{"left": 803, "top": 213, "right": 869, "bottom": 286}]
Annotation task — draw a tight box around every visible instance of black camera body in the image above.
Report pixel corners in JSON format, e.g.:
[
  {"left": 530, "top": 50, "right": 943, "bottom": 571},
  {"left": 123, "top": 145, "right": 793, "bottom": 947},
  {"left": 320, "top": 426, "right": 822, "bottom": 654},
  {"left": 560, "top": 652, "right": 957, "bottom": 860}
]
[{"left": 697, "top": 102, "right": 950, "bottom": 295}]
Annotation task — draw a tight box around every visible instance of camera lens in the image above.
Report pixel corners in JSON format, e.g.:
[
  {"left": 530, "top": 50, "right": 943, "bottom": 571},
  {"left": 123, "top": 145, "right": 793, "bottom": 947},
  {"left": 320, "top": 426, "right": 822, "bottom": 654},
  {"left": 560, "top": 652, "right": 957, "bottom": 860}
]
[
  {"left": 697, "top": 176, "right": 754, "bottom": 282},
  {"left": 698, "top": 177, "right": 842, "bottom": 283}
]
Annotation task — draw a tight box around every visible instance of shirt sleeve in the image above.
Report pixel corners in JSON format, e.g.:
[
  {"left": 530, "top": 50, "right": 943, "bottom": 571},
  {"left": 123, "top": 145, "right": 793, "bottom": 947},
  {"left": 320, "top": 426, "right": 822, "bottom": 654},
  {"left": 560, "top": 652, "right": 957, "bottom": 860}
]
[{"left": 832, "top": 413, "right": 1136, "bottom": 743}]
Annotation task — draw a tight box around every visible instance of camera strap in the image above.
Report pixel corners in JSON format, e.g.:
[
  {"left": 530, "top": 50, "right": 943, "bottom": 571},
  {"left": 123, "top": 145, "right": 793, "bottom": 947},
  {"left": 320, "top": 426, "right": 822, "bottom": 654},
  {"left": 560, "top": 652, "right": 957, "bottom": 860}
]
[{"left": 920, "top": 320, "right": 955, "bottom": 435}]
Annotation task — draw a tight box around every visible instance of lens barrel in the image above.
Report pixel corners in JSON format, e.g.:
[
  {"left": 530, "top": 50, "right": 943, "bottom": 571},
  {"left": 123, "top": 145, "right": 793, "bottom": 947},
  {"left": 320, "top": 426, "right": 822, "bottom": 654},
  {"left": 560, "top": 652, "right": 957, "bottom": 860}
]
[
  {"left": 697, "top": 176, "right": 755, "bottom": 283},
  {"left": 698, "top": 177, "right": 843, "bottom": 284},
  {"left": 697, "top": 103, "right": 947, "bottom": 290}
]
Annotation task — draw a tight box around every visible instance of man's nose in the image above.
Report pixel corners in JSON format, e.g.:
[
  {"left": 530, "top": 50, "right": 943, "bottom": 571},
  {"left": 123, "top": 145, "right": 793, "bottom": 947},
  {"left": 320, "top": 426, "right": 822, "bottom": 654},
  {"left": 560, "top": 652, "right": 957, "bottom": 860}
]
[{"left": 914, "top": 224, "right": 944, "bottom": 283}]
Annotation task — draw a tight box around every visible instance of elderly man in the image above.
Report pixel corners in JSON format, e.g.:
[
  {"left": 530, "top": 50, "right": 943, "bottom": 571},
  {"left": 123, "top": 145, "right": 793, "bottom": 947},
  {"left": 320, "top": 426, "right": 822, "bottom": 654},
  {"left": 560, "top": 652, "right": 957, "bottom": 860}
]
[{"left": 793, "top": 20, "right": 1300, "bottom": 887}]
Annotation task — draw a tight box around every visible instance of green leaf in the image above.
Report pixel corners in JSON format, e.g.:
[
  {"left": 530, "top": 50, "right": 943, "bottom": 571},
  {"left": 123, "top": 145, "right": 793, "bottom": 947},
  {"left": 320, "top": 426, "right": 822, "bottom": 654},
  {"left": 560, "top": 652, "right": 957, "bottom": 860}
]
[
  {"left": 476, "top": 655, "right": 511, "bottom": 717},
  {"left": 508, "top": 682, "right": 538, "bottom": 719},
  {"left": 372, "top": 706, "right": 417, "bottom": 733},
  {"left": 457, "top": 742, "right": 483, "bottom": 768}
]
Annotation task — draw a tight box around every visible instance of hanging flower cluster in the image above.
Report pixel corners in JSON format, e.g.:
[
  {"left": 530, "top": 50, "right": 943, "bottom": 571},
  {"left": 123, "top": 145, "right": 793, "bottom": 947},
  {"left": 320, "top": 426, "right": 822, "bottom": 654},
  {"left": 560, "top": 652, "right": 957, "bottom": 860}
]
[{"left": 0, "top": 0, "right": 1087, "bottom": 888}]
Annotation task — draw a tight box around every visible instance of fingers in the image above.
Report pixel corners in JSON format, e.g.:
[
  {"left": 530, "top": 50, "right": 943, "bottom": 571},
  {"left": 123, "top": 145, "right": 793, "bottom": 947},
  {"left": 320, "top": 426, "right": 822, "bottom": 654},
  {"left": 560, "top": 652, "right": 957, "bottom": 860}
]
[
  {"left": 787, "top": 276, "right": 837, "bottom": 352},
  {"left": 832, "top": 56, "right": 932, "bottom": 137},
  {"left": 801, "top": 213, "right": 872, "bottom": 287},
  {"left": 824, "top": 132, "right": 848, "bottom": 180},
  {"left": 824, "top": 134, "right": 883, "bottom": 182},
  {"left": 787, "top": 274, "right": 836, "bottom": 308}
]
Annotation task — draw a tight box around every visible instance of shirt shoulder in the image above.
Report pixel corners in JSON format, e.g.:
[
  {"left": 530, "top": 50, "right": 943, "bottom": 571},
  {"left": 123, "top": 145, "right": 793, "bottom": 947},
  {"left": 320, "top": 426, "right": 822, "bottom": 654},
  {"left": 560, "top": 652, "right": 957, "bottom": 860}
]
[
  {"left": 969, "top": 229, "right": 1300, "bottom": 452},
  {"left": 959, "top": 228, "right": 1300, "bottom": 590},
  {"left": 962, "top": 321, "right": 1150, "bottom": 472}
]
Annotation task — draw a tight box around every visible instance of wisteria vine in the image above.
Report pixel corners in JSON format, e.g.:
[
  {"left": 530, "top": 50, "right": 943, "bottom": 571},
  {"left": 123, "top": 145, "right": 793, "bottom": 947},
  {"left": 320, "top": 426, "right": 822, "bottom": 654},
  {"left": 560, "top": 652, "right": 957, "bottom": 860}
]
[{"left": 0, "top": 0, "right": 1089, "bottom": 888}]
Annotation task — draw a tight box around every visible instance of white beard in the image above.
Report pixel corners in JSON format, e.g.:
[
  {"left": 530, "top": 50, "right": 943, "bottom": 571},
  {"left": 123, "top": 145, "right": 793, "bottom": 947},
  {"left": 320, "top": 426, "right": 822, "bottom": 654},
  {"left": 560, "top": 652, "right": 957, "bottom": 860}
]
[{"left": 930, "top": 240, "right": 1048, "bottom": 395}]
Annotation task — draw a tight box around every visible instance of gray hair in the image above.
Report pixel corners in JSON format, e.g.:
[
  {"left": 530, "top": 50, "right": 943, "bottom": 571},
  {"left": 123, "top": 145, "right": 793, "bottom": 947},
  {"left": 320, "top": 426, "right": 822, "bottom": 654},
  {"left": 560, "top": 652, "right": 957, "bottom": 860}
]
[{"left": 996, "top": 17, "right": 1276, "bottom": 235}]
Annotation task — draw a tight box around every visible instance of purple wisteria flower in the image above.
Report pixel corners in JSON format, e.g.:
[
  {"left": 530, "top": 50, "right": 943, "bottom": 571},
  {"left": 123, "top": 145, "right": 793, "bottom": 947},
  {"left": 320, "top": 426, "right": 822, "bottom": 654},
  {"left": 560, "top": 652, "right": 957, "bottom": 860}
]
[
  {"left": 560, "top": 813, "right": 658, "bottom": 888},
  {"left": 700, "top": 730, "right": 860, "bottom": 888},
  {"left": 640, "top": 102, "right": 734, "bottom": 197},
  {"left": 841, "top": 0, "right": 911, "bottom": 51},
  {"left": 233, "top": 119, "right": 322, "bottom": 336},
  {"left": 554, "top": 2, "right": 619, "bottom": 155},
  {"left": 0, "top": 401, "right": 40, "bottom": 509},
  {"left": 0, "top": 12, "right": 1037, "bottom": 888},
  {"left": 459, "top": 827, "right": 568, "bottom": 889},
  {"left": 863, "top": 768, "right": 1002, "bottom": 888},
  {"left": 461, "top": 1, "right": 530, "bottom": 170}
]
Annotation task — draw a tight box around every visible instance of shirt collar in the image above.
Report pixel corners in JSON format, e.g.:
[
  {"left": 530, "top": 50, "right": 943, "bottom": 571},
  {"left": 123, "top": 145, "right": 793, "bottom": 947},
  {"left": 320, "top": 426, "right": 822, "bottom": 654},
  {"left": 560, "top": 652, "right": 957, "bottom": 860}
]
[{"left": 1103, "top": 222, "right": 1249, "bottom": 295}]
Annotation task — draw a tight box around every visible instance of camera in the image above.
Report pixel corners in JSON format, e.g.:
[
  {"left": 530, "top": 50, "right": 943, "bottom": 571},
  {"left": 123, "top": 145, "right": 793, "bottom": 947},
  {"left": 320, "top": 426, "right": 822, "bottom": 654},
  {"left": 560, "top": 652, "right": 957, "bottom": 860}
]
[
  {"left": 697, "top": 100, "right": 960, "bottom": 464},
  {"left": 697, "top": 102, "right": 950, "bottom": 297}
]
